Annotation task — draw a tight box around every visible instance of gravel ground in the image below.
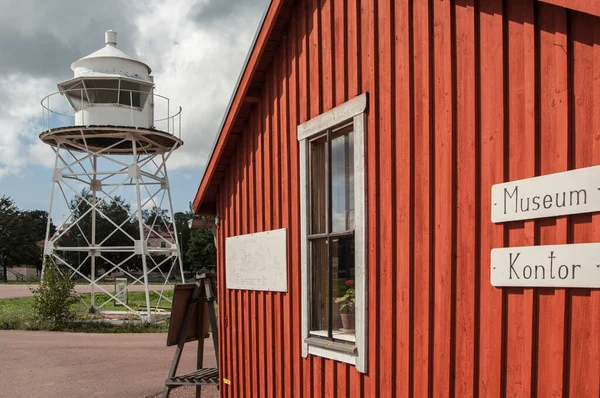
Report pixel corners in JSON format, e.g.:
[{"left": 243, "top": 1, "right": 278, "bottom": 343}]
[
  {"left": 0, "top": 330, "right": 218, "bottom": 398},
  {"left": 149, "top": 385, "right": 219, "bottom": 398}
]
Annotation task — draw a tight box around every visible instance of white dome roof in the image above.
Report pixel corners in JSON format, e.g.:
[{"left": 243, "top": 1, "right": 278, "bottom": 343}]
[{"left": 71, "top": 30, "right": 152, "bottom": 75}]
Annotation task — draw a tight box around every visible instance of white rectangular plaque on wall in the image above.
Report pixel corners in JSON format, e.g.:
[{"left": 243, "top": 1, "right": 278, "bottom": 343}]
[
  {"left": 491, "top": 165, "right": 600, "bottom": 223},
  {"left": 491, "top": 243, "right": 600, "bottom": 288},
  {"left": 225, "top": 228, "right": 287, "bottom": 292}
]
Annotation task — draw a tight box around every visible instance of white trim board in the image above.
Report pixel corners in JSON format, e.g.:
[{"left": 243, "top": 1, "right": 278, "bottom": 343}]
[
  {"left": 297, "top": 93, "right": 368, "bottom": 373},
  {"left": 297, "top": 93, "right": 368, "bottom": 141}
]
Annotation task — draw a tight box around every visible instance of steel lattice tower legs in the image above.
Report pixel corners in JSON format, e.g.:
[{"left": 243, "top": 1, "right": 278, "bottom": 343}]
[{"left": 42, "top": 133, "right": 185, "bottom": 321}]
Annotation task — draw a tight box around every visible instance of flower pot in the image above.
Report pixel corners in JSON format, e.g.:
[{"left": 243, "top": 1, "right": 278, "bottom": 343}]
[
  {"left": 333, "top": 302, "right": 343, "bottom": 329},
  {"left": 340, "top": 313, "right": 355, "bottom": 331}
]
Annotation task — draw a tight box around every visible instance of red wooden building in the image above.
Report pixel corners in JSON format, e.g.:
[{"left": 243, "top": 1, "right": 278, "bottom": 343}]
[{"left": 193, "top": 0, "right": 600, "bottom": 396}]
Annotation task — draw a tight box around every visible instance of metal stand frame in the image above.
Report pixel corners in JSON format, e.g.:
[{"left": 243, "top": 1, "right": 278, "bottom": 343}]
[
  {"left": 163, "top": 273, "right": 219, "bottom": 398},
  {"left": 42, "top": 131, "right": 185, "bottom": 321}
]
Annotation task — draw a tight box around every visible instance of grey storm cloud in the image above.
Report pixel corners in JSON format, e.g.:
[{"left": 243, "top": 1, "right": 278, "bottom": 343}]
[
  {"left": 0, "top": 0, "right": 270, "bottom": 182},
  {"left": 0, "top": 0, "right": 138, "bottom": 80},
  {"left": 191, "top": 0, "right": 268, "bottom": 26}
]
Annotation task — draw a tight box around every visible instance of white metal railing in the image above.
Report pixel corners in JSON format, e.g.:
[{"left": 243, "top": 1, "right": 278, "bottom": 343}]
[{"left": 40, "top": 88, "right": 182, "bottom": 138}]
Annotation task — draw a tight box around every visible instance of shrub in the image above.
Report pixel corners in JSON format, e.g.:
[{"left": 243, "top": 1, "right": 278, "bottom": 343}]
[{"left": 32, "top": 256, "right": 78, "bottom": 327}]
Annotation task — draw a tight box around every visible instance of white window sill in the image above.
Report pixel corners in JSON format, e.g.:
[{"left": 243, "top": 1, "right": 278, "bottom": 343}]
[{"left": 307, "top": 345, "right": 357, "bottom": 366}]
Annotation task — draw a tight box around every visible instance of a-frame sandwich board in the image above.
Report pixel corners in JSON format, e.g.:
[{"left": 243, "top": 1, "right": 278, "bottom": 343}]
[{"left": 163, "top": 272, "right": 219, "bottom": 398}]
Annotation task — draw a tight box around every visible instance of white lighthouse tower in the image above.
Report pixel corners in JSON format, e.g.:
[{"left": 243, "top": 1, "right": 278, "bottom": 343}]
[{"left": 40, "top": 30, "right": 185, "bottom": 321}]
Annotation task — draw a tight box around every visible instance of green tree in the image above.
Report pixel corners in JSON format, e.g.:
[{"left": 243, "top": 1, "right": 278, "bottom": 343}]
[
  {"left": 186, "top": 228, "right": 216, "bottom": 273},
  {"left": 0, "top": 196, "right": 55, "bottom": 282},
  {"left": 17, "top": 210, "right": 55, "bottom": 268},
  {"left": 173, "top": 210, "right": 193, "bottom": 272},
  {"left": 0, "top": 196, "right": 20, "bottom": 282},
  {"left": 58, "top": 191, "right": 141, "bottom": 276},
  {"left": 143, "top": 206, "right": 170, "bottom": 226}
]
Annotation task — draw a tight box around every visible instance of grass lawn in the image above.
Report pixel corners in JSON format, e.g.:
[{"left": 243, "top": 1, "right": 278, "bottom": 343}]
[
  {"left": 0, "top": 296, "right": 36, "bottom": 330},
  {"left": 74, "top": 289, "right": 173, "bottom": 312},
  {"left": 0, "top": 291, "right": 173, "bottom": 333}
]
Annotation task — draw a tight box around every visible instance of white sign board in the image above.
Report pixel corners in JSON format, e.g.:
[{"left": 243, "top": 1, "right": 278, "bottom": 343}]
[
  {"left": 491, "top": 243, "right": 600, "bottom": 288},
  {"left": 225, "top": 228, "right": 287, "bottom": 292},
  {"left": 114, "top": 278, "right": 128, "bottom": 306},
  {"left": 491, "top": 165, "right": 600, "bottom": 223}
]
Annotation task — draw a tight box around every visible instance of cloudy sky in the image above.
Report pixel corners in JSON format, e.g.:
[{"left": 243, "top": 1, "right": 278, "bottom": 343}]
[{"left": 0, "top": 0, "right": 269, "bottom": 219}]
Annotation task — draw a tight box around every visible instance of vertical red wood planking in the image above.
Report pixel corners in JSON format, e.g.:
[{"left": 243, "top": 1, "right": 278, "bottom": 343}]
[
  {"left": 249, "top": 112, "right": 259, "bottom": 398},
  {"left": 320, "top": 1, "right": 336, "bottom": 395},
  {"left": 309, "top": 0, "right": 321, "bottom": 119},
  {"left": 393, "top": 1, "right": 411, "bottom": 396},
  {"left": 377, "top": 0, "right": 395, "bottom": 394},
  {"left": 570, "top": 13, "right": 600, "bottom": 398},
  {"left": 256, "top": 97, "right": 266, "bottom": 398},
  {"left": 227, "top": 157, "right": 235, "bottom": 397},
  {"left": 537, "top": 4, "right": 569, "bottom": 397},
  {"left": 217, "top": 190, "right": 226, "bottom": 396},
  {"left": 297, "top": 1, "right": 312, "bottom": 395},
  {"left": 346, "top": 2, "right": 362, "bottom": 397},
  {"left": 265, "top": 68, "right": 276, "bottom": 398},
  {"left": 232, "top": 147, "right": 241, "bottom": 396},
  {"left": 361, "top": 0, "right": 378, "bottom": 396},
  {"left": 308, "top": 2, "right": 322, "bottom": 396},
  {"left": 219, "top": 193, "right": 228, "bottom": 397},
  {"left": 279, "top": 33, "right": 293, "bottom": 398},
  {"left": 287, "top": 11, "right": 303, "bottom": 398},
  {"left": 347, "top": 0, "right": 360, "bottom": 99},
  {"left": 454, "top": 1, "right": 477, "bottom": 396},
  {"left": 272, "top": 47, "right": 284, "bottom": 398},
  {"left": 232, "top": 130, "right": 241, "bottom": 398},
  {"left": 242, "top": 129, "right": 252, "bottom": 398},
  {"left": 432, "top": 0, "right": 454, "bottom": 395},
  {"left": 504, "top": 1, "right": 536, "bottom": 396},
  {"left": 411, "top": 0, "right": 433, "bottom": 395},
  {"left": 333, "top": 0, "right": 347, "bottom": 106},
  {"left": 478, "top": 1, "right": 505, "bottom": 396},
  {"left": 203, "top": 1, "right": 600, "bottom": 397},
  {"left": 333, "top": 2, "right": 348, "bottom": 396}
]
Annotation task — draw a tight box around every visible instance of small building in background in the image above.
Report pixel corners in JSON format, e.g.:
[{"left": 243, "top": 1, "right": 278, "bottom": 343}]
[
  {"left": 5, "top": 265, "right": 39, "bottom": 282},
  {"left": 193, "top": 0, "right": 600, "bottom": 397}
]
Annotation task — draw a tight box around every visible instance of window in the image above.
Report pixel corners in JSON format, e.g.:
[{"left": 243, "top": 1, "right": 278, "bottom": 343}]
[
  {"left": 298, "top": 93, "right": 367, "bottom": 372},
  {"left": 62, "top": 80, "right": 88, "bottom": 110},
  {"left": 119, "top": 79, "right": 151, "bottom": 108},
  {"left": 160, "top": 241, "right": 167, "bottom": 249},
  {"left": 60, "top": 78, "right": 152, "bottom": 110},
  {"left": 84, "top": 79, "right": 119, "bottom": 104}
]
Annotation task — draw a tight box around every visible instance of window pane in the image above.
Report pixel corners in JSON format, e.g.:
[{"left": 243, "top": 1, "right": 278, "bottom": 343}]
[
  {"left": 63, "top": 81, "right": 85, "bottom": 110},
  {"left": 331, "top": 125, "right": 354, "bottom": 232},
  {"left": 310, "top": 238, "right": 328, "bottom": 332},
  {"left": 120, "top": 80, "right": 151, "bottom": 108},
  {"left": 310, "top": 135, "right": 327, "bottom": 234},
  {"left": 84, "top": 79, "right": 119, "bottom": 104},
  {"left": 332, "top": 236, "right": 355, "bottom": 338}
]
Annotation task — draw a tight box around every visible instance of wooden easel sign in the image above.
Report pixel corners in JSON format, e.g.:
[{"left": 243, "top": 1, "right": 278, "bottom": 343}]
[
  {"left": 166, "top": 284, "right": 206, "bottom": 346},
  {"left": 163, "top": 274, "right": 219, "bottom": 398}
]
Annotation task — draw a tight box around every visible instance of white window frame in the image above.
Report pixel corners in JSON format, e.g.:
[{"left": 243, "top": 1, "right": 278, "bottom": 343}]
[{"left": 297, "top": 93, "right": 368, "bottom": 373}]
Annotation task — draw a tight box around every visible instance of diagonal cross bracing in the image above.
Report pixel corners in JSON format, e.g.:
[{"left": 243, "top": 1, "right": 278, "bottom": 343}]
[{"left": 43, "top": 133, "right": 185, "bottom": 322}]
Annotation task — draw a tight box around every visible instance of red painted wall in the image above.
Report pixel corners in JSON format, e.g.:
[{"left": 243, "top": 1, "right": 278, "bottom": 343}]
[{"left": 212, "top": 1, "right": 600, "bottom": 396}]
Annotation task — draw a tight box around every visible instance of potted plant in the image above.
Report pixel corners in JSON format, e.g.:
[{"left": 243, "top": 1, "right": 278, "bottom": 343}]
[{"left": 335, "top": 279, "right": 355, "bottom": 331}]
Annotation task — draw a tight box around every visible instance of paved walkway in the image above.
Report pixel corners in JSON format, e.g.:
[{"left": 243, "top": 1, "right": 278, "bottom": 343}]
[
  {"left": 0, "top": 284, "right": 157, "bottom": 300},
  {"left": 0, "top": 330, "right": 218, "bottom": 397}
]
